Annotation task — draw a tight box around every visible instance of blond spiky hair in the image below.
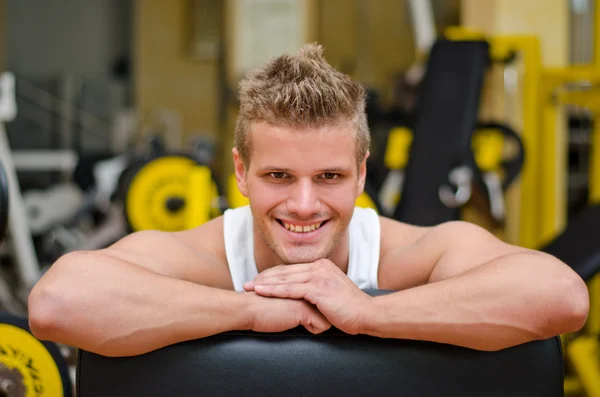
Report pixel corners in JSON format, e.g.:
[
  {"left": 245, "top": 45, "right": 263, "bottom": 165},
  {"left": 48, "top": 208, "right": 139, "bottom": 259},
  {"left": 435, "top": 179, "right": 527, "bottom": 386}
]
[{"left": 234, "top": 43, "right": 370, "bottom": 168}]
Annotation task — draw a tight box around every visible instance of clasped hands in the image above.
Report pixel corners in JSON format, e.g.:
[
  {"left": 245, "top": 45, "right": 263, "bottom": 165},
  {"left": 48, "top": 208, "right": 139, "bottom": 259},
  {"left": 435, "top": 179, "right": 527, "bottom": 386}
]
[{"left": 243, "top": 259, "right": 372, "bottom": 335}]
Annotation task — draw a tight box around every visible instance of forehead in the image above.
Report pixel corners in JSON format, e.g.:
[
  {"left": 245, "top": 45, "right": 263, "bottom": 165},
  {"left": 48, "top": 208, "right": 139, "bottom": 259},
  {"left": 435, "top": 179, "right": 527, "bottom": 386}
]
[{"left": 248, "top": 122, "right": 356, "bottom": 170}]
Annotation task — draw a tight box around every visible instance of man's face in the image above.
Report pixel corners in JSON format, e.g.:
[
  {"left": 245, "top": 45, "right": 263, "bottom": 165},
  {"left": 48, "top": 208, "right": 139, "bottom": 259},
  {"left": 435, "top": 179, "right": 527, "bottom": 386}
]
[{"left": 233, "top": 121, "right": 367, "bottom": 265}]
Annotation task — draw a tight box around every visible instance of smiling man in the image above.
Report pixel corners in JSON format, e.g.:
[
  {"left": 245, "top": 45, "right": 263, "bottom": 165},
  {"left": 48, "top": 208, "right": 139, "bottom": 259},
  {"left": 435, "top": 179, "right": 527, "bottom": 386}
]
[{"left": 28, "top": 44, "right": 589, "bottom": 357}]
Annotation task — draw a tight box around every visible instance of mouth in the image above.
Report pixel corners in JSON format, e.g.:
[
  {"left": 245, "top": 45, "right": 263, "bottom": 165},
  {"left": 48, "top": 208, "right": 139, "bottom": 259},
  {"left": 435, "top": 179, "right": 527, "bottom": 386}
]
[{"left": 275, "top": 218, "right": 329, "bottom": 234}]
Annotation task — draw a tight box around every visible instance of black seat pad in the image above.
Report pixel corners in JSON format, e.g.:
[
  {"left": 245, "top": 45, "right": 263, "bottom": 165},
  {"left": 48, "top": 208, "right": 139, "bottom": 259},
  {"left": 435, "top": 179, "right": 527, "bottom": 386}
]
[
  {"left": 77, "top": 290, "right": 564, "bottom": 397},
  {"left": 542, "top": 204, "right": 600, "bottom": 281}
]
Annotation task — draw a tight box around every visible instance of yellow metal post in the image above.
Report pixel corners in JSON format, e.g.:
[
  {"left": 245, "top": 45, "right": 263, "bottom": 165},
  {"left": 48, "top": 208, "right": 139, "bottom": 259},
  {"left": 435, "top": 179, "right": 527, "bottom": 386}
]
[
  {"left": 186, "top": 166, "right": 213, "bottom": 229},
  {"left": 591, "top": 107, "right": 600, "bottom": 202},
  {"left": 539, "top": 91, "right": 566, "bottom": 245},
  {"left": 567, "top": 336, "right": 600, "bottom": 397},
  {"left": 492, "top": 36, "right": 543, "bottom": 249}
]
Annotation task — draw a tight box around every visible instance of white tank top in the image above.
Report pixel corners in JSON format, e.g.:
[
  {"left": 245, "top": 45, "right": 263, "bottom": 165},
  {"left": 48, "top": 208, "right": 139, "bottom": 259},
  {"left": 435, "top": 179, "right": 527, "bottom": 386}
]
[{"left": 223, "top": 206, "right": 381, "bottom": 291}]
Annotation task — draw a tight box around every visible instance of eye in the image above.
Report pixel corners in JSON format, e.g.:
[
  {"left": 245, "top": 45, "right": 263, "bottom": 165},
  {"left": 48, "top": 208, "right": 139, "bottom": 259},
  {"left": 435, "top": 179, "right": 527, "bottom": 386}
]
[
  {"left": 322, "top": 173, "right": 339, "bottom": 180},
  {"left": 269, "top": 172, "right": 287, "bottom": 179}
]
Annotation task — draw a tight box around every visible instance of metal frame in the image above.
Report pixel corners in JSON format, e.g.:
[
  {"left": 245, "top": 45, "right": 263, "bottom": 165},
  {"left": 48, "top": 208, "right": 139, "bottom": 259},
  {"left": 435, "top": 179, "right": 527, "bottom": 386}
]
[
  {"left": 445, "top": 27, "right": 544, "bottom": 249},
  {"left": 0, "top": 73, "right": 41, "bottom": 294}
]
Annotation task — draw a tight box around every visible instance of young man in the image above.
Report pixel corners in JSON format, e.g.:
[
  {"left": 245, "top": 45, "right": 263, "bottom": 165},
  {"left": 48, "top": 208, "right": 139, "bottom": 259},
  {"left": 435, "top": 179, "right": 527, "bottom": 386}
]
[{"left": 28, "top": 44, "right": 588, "bottom": 358}]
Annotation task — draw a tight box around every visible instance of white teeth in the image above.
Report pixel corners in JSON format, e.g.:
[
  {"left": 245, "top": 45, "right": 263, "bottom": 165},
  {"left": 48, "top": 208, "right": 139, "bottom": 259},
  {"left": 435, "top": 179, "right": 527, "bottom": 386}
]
[{"left": 282, "top": 221, "right": 323, "bottom": 233}]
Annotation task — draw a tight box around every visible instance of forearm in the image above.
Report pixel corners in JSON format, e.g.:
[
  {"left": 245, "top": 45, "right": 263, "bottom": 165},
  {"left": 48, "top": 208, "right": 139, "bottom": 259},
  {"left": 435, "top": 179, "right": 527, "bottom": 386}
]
[
  {"left": 29, "top": 252, "right": 251, "bottom": 357},
  {"left": 361, "top": 253, "right": 588, "bottom": 351}
]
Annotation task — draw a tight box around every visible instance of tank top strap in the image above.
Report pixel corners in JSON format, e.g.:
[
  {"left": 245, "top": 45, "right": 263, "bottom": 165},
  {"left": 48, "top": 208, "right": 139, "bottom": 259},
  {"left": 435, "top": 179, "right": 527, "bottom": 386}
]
[
  {"left": 223, "top": 206, "right": 258, "bottom": 292},
  {"left": 347, "top": 207, "right": 381, "bottom": 289}
]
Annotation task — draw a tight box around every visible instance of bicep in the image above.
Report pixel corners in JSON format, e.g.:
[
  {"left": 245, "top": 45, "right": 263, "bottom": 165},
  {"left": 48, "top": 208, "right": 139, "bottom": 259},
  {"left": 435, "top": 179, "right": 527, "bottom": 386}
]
[
  {"left": 427, "top": 221, "right": 525, "bottom": 283},
  {"left": 378, "top": 219, "right": 524, "bottom": 289}
]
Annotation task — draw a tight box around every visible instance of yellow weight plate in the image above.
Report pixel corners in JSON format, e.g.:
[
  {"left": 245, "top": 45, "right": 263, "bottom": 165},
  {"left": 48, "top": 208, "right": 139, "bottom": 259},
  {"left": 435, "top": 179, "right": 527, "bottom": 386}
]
[
  {"left": 125, "top": 156, "right": 196, "bottom": 232},
  {"left": 0, "top": 323, "right": 66, "bottom": 396}
]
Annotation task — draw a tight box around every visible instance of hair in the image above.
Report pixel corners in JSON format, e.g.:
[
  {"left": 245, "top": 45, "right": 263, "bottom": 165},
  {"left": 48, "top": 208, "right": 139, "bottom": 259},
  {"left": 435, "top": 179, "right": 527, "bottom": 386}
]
[{"left": 234, "top": 43, "right": 370, "bottom": 169}]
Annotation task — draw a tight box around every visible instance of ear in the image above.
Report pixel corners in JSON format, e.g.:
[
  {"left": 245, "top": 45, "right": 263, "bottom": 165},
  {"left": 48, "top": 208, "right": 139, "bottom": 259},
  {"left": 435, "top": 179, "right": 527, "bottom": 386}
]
[
  {"left": 232, "top": 147, "right": 248, "bottom": 197},
  {"left": 357, "top": 151, "right": 369, "bottom": 197}
]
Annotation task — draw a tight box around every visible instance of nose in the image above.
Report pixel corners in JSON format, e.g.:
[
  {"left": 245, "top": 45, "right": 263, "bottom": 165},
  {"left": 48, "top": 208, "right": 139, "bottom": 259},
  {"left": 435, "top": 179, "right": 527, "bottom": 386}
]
[{"left": 287, "top": 178, "right": 320, "bottom": 218}]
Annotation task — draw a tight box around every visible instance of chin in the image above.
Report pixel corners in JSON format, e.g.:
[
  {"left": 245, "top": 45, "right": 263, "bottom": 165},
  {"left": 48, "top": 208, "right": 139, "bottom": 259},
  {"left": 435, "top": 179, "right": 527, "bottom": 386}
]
[{"left": 278, "top": 246, "right": 330, "bottom": 265}]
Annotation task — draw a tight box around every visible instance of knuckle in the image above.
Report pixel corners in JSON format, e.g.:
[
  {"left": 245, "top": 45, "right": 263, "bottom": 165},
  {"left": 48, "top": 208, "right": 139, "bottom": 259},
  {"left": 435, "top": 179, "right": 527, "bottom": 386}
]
[
  {"left": 314, "top": 259, "right": 326, "bottom": 267},
  {"left": 314, "top": 267, "right": 329, "bottom": 278}
]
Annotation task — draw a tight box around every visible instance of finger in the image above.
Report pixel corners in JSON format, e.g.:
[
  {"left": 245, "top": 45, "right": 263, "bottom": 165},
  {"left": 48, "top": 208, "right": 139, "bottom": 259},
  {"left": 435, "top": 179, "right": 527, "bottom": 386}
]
[
  {"left": 255, "top": 272, "right": 312, "bottom": 286},
  {"left": 244, "top": 272, "right": 312, "bottom": 291},
  {"left": 253, "top": 283, "right": 322, "bottom": 304},
  {"left": 303, "top": 307, "right": 332, "bottom": 334}
]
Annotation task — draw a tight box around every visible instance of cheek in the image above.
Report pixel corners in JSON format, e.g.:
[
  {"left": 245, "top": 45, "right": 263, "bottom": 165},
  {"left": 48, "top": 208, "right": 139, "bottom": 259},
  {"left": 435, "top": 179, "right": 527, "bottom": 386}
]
[
  {"left": 319, "top": 184, "right": 360, "bottom": 213},
  {"left": 247, "top": 181, "right": 283, "bottom": 210}
]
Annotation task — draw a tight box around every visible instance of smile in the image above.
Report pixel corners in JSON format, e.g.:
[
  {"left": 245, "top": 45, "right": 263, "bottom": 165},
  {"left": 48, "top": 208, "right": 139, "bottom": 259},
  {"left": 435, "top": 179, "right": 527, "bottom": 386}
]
[{"left": 276, "top": 219, "right": 328, "bottom": 233}]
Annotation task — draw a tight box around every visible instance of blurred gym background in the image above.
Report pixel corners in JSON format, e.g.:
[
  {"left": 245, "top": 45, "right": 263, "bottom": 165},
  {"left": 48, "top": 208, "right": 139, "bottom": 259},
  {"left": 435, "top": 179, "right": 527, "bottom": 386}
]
[{"left": 1, "top": 1, "right": 600, "bottom": 396}]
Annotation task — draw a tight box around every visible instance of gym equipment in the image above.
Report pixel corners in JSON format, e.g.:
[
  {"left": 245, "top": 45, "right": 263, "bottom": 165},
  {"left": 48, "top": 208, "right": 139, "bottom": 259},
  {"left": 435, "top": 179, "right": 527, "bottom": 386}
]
[
  {"left": 378, "top": 38, "right": 526, "bottom": 227},
  {"left": 542, "top": 204, "right": 600, "bottom": 285},
  {"left": 541, "top": 204, "right": 600, "bottom": 396},
  {"left": 377, "top": 127, "right": 413, "bottom": 216},
  {"left": 0, "top": 162, "right": 74, "bottom": 396},
  {"left": 0, "top": 74, "right": 41, "bottom": 291},
  {"left": 471, "top": 122, "right": 525, "bottom": 221},
  {"left": 392, "top": 39, "right": 490, "bottom": 226},
  {"left": 23, "top": 184, "right": 84, "bottom": 235},
  {"left": 0, "top": 313, "right": 73, "bottom": 397},
  {"left": 119, "top": 138, "right": 223, "bottom": 232},
  {"left": 76, "top": 290, "right": 564, "bottom": 397},
  {"left": 375, "top": 122, "right": 524, "bottom": 220},
  {"left": 0, "top": 160, "right": 8, "bottom": 244}
]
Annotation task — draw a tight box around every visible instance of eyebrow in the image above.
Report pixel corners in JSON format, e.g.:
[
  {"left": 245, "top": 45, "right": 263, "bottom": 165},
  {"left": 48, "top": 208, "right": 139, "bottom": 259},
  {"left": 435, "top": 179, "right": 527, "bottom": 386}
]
[{"left": 257, "top": 166, "right": 352, "bottom": 173}]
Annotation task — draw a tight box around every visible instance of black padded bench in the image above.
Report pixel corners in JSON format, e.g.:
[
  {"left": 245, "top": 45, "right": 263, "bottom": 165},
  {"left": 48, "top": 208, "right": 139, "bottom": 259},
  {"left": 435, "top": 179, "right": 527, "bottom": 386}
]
[
  {"left": 76, "top": 290, "right": 564, "bottom": 397},
  {"left": 542, "top": 204, "right": 600, "bottom": 282}
]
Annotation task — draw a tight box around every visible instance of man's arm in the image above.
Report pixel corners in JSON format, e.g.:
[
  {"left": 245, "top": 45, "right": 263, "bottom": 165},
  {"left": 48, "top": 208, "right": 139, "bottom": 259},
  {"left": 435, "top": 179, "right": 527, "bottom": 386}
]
[
  {"left": 245, "top": 218, "right": 589, "bottom": 351},
  {"left": 27, "top": 218, "right": 251, "bottom": 357},
  {"left": 364, "top": 220, "right": 589, "bottom": 351},
  {"left": 28, "top": 218, "right": 332, "bottom": 357}
]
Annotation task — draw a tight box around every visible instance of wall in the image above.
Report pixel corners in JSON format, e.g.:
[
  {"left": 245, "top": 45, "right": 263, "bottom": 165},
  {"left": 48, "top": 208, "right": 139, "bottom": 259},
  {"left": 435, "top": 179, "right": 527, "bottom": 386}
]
[
  {"left": 4, "top": 0, "right": 132, "bottom": 152},
  {"left": 134, "top": 0, "right": 221, "bottom": 150},
  {"left": 5, "top": 0, "right": 131, "bottom": 81},
  {"left": 0, "top": 0, "right": 4, "bottom": 71},
  {"left": 318, "top": 0, "right": 417, "bottom": 104}
]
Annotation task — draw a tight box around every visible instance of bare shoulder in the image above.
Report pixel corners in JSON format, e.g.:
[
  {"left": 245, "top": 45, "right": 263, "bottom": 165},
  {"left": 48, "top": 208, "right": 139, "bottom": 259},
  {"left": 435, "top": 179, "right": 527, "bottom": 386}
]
[
  {"left": 377, "top": 216, "right": 433, "bottom": 290},
  {"left": 423, "top": 220, "right": 526, "bottom": 282},
  {"left": 173, "top": 215, "right": 228, "bottom": 267},
  {"left": 102, "top": 216, "right": 232, "bottom": 289},
  {"left": 378, "top": 216, "right": 430, "bottom": 256},
  {"left": 377, "top": 218, "right": 524, "bottom": 289}
]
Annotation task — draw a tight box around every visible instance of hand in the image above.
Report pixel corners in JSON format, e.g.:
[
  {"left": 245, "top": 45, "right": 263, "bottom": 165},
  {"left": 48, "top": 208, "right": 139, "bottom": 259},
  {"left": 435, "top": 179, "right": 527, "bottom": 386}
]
[
  {"left": 244, "top": 259, "right": 372, "bottom": 335},
  {"left": 245, "top": 292, "right": 332, "bottom": 334}
]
